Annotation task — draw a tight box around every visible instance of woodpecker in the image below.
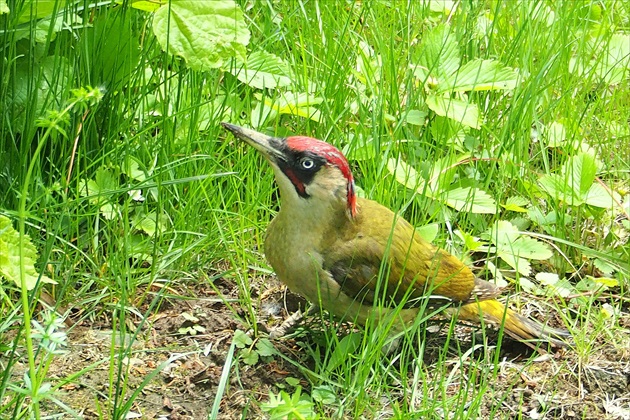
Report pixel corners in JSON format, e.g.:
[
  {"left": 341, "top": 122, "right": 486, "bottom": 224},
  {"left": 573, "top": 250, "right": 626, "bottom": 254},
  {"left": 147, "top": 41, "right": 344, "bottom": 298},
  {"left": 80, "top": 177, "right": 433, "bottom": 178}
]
[{"left": 222, "top": 123, "right": 571, "bottom": 349}]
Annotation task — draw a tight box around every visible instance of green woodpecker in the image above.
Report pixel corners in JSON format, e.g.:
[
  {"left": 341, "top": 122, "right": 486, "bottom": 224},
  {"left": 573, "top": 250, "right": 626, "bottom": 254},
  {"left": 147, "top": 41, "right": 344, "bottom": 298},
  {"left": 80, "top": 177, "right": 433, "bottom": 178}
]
[{"left": 222, "top": 123, "right": 571, "bottom": 348}]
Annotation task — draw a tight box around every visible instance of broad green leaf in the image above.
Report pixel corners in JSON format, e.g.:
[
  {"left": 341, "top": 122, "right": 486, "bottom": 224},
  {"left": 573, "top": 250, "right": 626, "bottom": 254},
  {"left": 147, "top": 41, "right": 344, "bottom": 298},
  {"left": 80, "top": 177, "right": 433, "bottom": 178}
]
[
  {"left": 153, "top": 0, "right": 250, "bottom": 71},
  {"left": 441, "top": 59, "right": 519, "bottom": 93},
  {"left": 34, "top": 15, "right": 70, "bottom": 43},
  {"left": 518, "top": 277, "right": 539, "bottom": 294},
  {"left": 326, "top": 332, "right": 361, "bottom": 372},
  {"left": 129, "top": 0, "right": 163, "bottom": 12},
  {"left": 536, "top": 273, "right": 573, "bottom": 298},
  {"left": 415, "top": 24, "right": 460, "bottom": 84},
  {"left": 490, "top": 221, "right": 553, "bottom": 260},
  {"left": 428, "top": 0, "right": 457, "bottom": 13},
  {"left": 257, "top": 92, "right": 323, "bottom": 123},
  {"left": 277, "top": 92, "right": 324, "bottom": 108},
  {"left": 404, "top": 109, "right": 428, "bottom": 126},
  {"left": 285, "top": 377, "right": 301, "bottom": 387},
  {"left": 232, "top": 329, "right": 252, "bottom": 348},
  {"left": 545, "top": 121, "right": 566, "bottom": 147},
  {"left": 386, "top": 158, "right": 428, "bottom": 195},
  {"left": 592, "top": 259, "right": 617, "bottom": 278},
  {"left": 240, "top": 348, "right": 259, "bottom": 365},
  {"left": 498, "top": 252, "right": 531, "bottom": 276},
  {"left": 505, "top": 229, "right": 552, "bottom": 259},
  {"left": 255, "top": 339, "right": 276, "bottom": 357},
  {"left": 289, "top": 106, "right": 320, "bottom": 121},
  {"left": 527, "top": 206, "right": 547, "bottom": 227},
  {"left": 100, "top": 203, "right": 119, "bottom": 220},
  {"left": 539, "top": 173, "right": 582, "bottom": 206},
  {"left": 571, "top": 33, "right": 630, "bottom": 86},
  {"left": 490, "top": 220, "right": 520, "bottom": 244},
  {"left": 312, "top": 385, "right": 337, "bottom": 404},
  {"left": 133, "top": 212, "right": 164, "bottom": 236},
  {"left": 0, "top": 215, "right": 55, "bottom": 290},
  {"left": 82, "top": 168, "right": 118, "bottom": 208},
  {"left": 598, "top": 33, "right": 630, "bottom": 84},
  {"left": 443, "top": 187, "right": 496, "bottom": 214},
  {"left": 589, "top": 275, "right": 619, "bottom": 287},
  {"left": 10, "top": 56, "right": 72, "bottom": 132},
  {"left": 535, "top": 272, "right": 559, "bottom": 285},
  {"left": 607, "top": 120, "right": 630, "bottom": 138},
  {"left": 564, "top": 152, "right": 598, "bottom": 197},
  {"left": 127, "top": 234, "right": 154, "bottom": 261},
  {"left": 94, "top": 168, "right": 118, "bottom": 192},
  {"left": 231, "top": 50, "right": 292, "bottom": 89},
  {"left": 123, "top": 157, "right": 147, "bottom": 182},
  {"left": 427, "top": 153, "right": 470, "bottom": 192},
  {"left": 455, "top": 229, "right": 484, "bottom": 251},
  {"left": 415, "top": 223, "right": 439, "bottom": 243},
  {"left": 606, "top": 33, "right": 630, "bottom": 67},
  {"left": 584, "top": 183, "right": 620, "bottom": 208},
  {"left": 16, "top": 0, "right": 66, "bottom": 23},
  {"left": 426, "top": 95, "right": 481, "bottom": 129},
  {"left": 501, "top": 196, "right": 529, "bottom": 212}
]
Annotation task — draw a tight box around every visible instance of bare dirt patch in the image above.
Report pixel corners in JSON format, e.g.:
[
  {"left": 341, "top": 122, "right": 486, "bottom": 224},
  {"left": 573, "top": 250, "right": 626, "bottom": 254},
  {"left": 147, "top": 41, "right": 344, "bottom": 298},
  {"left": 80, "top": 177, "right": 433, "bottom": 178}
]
[{"left": 11, "top": 274, "right": 630, "bottom": 419}]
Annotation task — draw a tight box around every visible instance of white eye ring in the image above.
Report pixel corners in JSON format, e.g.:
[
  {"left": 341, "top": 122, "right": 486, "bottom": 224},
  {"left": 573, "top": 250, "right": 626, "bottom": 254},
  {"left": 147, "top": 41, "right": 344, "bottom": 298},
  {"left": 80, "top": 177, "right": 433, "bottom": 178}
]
[{"left": 301, "top": 158, "right": 315, "bottom": 169}]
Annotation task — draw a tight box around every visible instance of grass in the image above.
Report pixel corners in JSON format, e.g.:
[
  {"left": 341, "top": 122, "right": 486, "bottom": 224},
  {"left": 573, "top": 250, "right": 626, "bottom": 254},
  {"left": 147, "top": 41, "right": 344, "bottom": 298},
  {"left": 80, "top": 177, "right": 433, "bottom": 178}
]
[{"left": 1, "top": 0, "right": 629, "bottom": 418}]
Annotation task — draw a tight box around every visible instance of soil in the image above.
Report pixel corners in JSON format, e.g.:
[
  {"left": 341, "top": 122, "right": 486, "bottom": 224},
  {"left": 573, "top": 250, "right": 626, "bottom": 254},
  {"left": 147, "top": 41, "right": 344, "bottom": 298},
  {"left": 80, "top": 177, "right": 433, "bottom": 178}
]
[{"left": 7, "top": 272, "right": 630, "bottom": 420}]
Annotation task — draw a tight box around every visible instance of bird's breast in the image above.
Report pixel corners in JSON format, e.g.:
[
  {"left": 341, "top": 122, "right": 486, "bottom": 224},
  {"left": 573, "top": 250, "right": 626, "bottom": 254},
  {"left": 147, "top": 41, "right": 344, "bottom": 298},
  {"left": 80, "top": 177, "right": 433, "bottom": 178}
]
[
  {"left": 264, "top": 216, "right": 336, "bottom": 302},
  {"left": 264, "top": 213, "right": 425, "bottom": 326}
]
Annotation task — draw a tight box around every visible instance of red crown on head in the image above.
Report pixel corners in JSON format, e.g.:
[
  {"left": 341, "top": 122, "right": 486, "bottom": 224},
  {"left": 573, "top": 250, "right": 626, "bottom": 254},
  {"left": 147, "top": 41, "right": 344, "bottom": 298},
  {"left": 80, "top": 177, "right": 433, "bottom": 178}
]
[{"left": 286, "top": 136, "right": 356, "bottom": 217}]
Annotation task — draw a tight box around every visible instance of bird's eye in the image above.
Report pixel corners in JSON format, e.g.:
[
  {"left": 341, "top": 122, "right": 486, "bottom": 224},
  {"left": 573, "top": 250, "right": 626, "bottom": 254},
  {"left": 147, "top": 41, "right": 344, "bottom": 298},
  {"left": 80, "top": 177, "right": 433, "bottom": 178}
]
[{"left": 300, "top": 158, "right": 315, "bottom": 170}]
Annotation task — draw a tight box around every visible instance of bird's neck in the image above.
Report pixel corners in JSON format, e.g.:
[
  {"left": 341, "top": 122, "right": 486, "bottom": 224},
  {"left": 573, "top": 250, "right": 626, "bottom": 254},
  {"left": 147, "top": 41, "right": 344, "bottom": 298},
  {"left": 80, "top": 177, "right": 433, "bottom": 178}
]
[
  {"left": 279, "top": 193, "right": 349, "bottom": 231},
  {"left": 273, "top": 187, "right": 351, "bottom": 252}
]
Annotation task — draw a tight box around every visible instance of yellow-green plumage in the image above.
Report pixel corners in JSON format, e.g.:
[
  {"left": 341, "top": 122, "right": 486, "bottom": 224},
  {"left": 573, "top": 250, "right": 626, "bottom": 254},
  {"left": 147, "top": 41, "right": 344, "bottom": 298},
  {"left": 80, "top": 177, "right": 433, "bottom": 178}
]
[
  {"left": 266, "top": 196, "right": 569, "bottom": 347},
  {"left": 222, "top": 122, "right": 571, "bottom": 349}
]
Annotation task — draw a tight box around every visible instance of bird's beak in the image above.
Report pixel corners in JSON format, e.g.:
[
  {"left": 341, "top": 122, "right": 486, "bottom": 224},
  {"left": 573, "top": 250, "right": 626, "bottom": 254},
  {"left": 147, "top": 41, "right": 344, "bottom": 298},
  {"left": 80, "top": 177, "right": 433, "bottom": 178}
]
[{"left": 221, "top": 122, "right": 284, "bottom": 161}]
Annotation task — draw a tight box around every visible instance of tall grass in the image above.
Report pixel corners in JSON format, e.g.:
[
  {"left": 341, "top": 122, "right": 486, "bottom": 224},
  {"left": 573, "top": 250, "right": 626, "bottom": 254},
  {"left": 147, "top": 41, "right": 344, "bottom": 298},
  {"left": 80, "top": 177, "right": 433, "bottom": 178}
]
[{"left": 1, "top": 0, "right": 628, "bottom": 418}]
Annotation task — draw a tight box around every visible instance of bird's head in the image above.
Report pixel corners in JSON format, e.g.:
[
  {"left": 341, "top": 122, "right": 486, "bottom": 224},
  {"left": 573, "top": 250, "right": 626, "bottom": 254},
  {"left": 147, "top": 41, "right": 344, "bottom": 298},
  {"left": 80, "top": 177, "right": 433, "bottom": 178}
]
[{"left": 222, "top": 123, "right": 356, "bottom": 218}]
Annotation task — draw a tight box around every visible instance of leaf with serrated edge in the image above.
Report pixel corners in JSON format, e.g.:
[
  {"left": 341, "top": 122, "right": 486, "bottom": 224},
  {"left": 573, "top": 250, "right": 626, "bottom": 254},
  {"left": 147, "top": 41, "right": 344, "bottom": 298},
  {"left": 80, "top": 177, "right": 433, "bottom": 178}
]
[
  {"left": 584, "top": 183, "right": 620, "bottom": 208},
  {"left": 441, "top": 59, "right": 519, "bottom": 93},
  {"left": 232, "top": 329, "right": 252, "bottom": 348},
  {"left": 0, "top": 215, "right": 55, "bottom": 290},
  {"left": 231, "top": 50, "right": 292, "bottom": 89},
  {"left": 491, "top": 220, "right": 552, "bottom": 261},
  {"left": 255, "top": 339, "right": 276, "bottom": 357},
  {"left": 502, "top": 196, "right": 529, "bottom": 212},
  {"left": 564, "top": 152, "right": 598, "bottom": 197},
  {"left": 426, "top": 95, "right": 481, "bottom": 129},
  {"left": 443, "top": 187, "right": 496, "bottom": 214},
  {"left": 498, "top": 252, "right": 531, "bottom": 276},
  {"left": 416, "top": 24, "right": 460, "bottom": 83},
  {"left": 153, "top": 0, "right": 250, "bottom": 71},
  {"left": 536, "top": 272, "right": 560, "bottom": 285},
  {"left": 240, "top": 348, "right": 259, "bottom": 365},
  {"left": 539, "top": 173, "right": 582, "bottom": 205}
]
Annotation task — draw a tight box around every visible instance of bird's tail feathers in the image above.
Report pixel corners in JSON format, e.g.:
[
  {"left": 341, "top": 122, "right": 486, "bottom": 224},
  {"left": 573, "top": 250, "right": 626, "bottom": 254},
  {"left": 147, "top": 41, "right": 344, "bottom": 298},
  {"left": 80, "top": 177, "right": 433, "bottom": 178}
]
[{"left": 457, "top": 299, "right": 572, "bottom": 349}]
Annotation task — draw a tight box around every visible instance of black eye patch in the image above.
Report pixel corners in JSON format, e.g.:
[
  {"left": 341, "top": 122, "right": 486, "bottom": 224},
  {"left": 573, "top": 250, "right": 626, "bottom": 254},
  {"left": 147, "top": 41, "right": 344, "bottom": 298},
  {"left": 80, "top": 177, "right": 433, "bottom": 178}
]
[{"left": 275, "top": 150, "right": 327, "bottom": 198}]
